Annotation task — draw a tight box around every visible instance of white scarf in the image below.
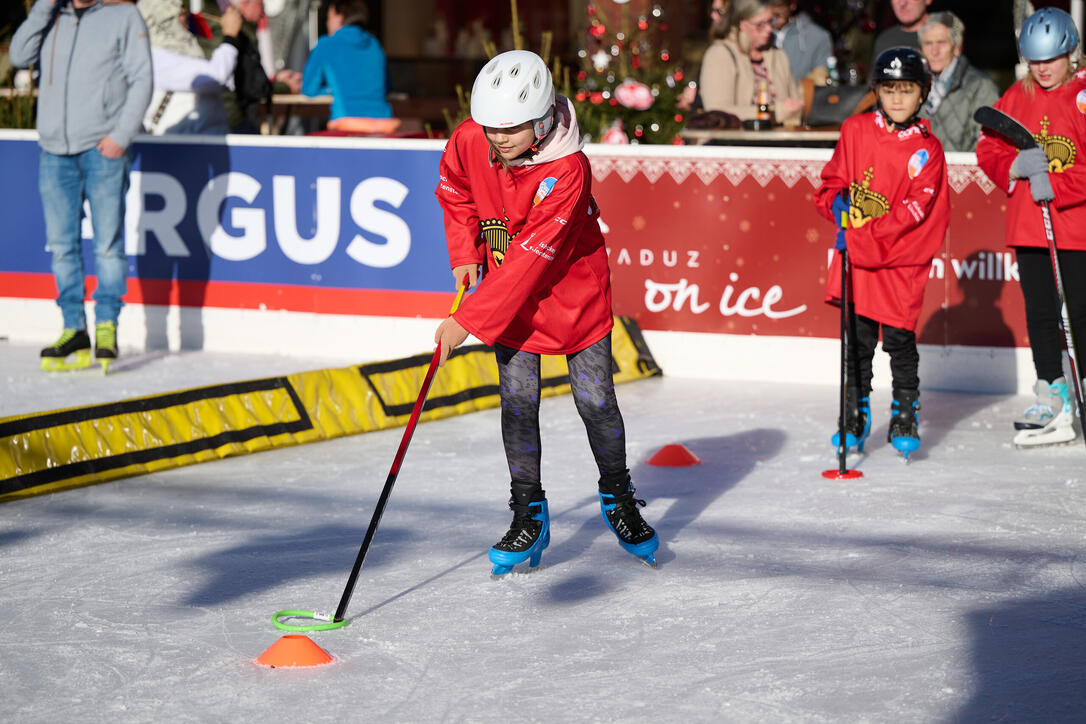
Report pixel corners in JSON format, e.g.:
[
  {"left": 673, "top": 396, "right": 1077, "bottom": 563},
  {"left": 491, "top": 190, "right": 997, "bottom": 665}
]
[
  {"left": 138, "top": 0, "right": 205, "bottom": 59},
  {"left": 925, "top": 56, "right": 959, "bottom": 114}
]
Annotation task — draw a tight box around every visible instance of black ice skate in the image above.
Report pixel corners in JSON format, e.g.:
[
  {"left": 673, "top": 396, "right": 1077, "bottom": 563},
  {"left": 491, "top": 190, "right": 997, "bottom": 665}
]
[
  {"left": 888, "top": 389, "right": 921, "bottom": 461},
  {"left": 489, "top": 482, "right": 549, "bottom": 576},
  {"left": 598, "top": 470, "right": 659, "bottom": 567}
]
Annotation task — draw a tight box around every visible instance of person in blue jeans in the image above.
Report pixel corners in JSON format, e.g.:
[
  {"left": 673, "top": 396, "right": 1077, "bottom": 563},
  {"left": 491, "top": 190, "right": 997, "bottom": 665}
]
[{"left": 9, "top": 0, "right": 152, "bottom": 372}]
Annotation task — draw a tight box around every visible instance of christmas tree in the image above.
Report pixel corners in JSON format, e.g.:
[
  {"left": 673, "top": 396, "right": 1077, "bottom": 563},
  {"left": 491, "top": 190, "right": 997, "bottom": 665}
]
[{"left": 566, "top": 1, "right": 688, "bottom": 144}]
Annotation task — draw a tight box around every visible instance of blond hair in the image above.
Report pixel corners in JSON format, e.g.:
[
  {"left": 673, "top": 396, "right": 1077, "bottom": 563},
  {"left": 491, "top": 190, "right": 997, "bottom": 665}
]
[
  {"left": 731, "top": 0, "right": 772, "bottom": 54},
  {"left": 1021, "top": 54, "right": 1081, "bottom": 94}
]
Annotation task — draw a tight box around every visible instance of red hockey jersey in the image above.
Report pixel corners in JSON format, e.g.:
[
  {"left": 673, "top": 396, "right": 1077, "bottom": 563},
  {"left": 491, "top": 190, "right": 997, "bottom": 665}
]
[
  {"left": 975, "top": 72, "right": 1086, "bottom": 251},
  {"left": 435, "top": 109, "right": 613, "bottom": 354},
  {"left": 815, "top": 113, "right": 950, "bottom": 331}
]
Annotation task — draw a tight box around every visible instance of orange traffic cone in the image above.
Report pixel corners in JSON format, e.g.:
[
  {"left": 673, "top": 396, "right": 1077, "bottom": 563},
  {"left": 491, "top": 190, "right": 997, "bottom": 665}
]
[
  {"left": 255, "top": 635, "right": 334, "bottom": 668},
  {"left": 647, "top": 444, "right": 701, "bottom": 466}
]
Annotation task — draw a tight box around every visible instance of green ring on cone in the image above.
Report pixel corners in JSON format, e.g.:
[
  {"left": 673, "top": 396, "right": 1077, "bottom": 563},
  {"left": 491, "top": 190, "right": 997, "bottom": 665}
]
[{"left": 272, "top": 609, "right": 349, "bottom": 632}]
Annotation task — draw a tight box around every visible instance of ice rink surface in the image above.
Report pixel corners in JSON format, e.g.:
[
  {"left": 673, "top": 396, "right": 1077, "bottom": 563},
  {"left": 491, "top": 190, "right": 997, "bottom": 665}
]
[{"left": 2, "top": 340, "right": 1085, "bottom": 723}]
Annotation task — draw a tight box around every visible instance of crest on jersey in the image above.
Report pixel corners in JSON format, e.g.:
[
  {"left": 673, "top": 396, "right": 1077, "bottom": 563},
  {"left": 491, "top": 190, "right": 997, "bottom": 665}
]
[
  {"left": 1034, "top": 116, "right": 1076, "bottom": 172},
  {"left": 480, "top": 216, "right": 512, "bottom": 266},
  {"left": 849, "top": 167, "right": 889, "bottom": 226}
]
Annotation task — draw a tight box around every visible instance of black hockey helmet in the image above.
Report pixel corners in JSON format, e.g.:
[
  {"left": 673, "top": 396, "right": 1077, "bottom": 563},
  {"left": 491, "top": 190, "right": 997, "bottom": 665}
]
[{"left": 870, "top": 46, "right": 932, "bottom": 103}]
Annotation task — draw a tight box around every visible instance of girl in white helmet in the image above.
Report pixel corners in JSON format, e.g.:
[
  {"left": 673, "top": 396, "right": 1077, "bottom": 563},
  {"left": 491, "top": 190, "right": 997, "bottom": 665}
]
[
  {"left": 433, "top": 50, "right": 659, "bottom": 575},
  {"left": 976, "top": 7, "right": 1086, "bottom": 447}
]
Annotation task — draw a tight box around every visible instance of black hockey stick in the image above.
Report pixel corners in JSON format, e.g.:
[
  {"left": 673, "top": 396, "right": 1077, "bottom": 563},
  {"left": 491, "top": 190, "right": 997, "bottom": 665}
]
[
  {"left": 823, "top": 208, "right": 862, "bottom": 479},
  {"left": 974, "top": 105, "right": 1086, "bottom": 446},
  {"left": 973, "top": 105, "right": 1036, "bottom": 152}
]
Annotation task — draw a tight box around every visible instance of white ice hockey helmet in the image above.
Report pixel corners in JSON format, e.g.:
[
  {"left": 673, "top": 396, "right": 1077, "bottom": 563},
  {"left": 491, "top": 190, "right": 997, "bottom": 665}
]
[{"left": 470, "top": 50, "right": 556, "bottom": 140}]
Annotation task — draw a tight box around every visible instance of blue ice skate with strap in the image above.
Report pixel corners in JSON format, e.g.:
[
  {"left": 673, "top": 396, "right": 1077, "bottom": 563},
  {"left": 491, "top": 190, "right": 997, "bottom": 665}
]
[
  {"left": 598, "top": 470, "right": 659, "bottom": 567},
  {"left": 489, "top": 482, "right": 550, "bottom": 576},
  {"left": 831, "top": 394, "right": 871, "bottom": 453}
]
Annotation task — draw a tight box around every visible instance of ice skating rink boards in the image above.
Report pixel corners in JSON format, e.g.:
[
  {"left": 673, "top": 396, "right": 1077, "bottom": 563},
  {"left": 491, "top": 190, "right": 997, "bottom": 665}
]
[{"left": 0, "top": 317, "right": 659, "bottom": 502}]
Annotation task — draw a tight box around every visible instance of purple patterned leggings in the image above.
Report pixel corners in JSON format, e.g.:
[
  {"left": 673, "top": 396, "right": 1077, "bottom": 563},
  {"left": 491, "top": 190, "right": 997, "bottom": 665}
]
[{"left": 495, "top": 334, "right": 627, "bottom": 484}]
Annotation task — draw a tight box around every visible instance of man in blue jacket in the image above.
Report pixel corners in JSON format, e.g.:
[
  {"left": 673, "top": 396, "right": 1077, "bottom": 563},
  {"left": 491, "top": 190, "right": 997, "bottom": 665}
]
[{"left": 10, "top": 0, "right": 152, "bottom": 372}]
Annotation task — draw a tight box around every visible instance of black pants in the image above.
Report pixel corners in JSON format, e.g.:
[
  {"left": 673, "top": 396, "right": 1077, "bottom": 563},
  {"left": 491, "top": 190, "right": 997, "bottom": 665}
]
[
  {"left": 495, "top": 334, "right": 626, "bottom": 484},
  {"left": 1016, "top": 247, "right": 1086, "bottom": 382},
  {"left": 848, "top": 311, "right": 919, "bottom": 395}
]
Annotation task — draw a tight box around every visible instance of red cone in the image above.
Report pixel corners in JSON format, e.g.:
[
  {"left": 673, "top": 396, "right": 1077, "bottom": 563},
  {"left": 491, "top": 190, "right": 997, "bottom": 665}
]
[{"left": 647, "top": 444, "right": 701, "bottom": 466}]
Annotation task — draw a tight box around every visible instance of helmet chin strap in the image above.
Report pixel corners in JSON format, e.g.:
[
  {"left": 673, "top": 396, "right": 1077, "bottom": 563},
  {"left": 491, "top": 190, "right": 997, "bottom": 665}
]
[
  {"left": 529, "top": 106, "right": 557, "bottom": 152},
  {"left": 876, "top": 103, "right": 927, "bottom": 134}
]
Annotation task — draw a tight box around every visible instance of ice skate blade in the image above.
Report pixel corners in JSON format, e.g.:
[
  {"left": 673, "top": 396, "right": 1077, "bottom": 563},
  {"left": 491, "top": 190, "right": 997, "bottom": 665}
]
[
  {"left": 892, "top": 436, "right": 920, "bottom": 461},
  {"left": 1013, "top": 413, "right": 1076, "bottom": 448},
  {"left": 830, "top": 431, "right": 869, "bottom": 454},
  {"left": 638, "top": 553, "right": 658, "bottom": 569},
  {"left": 489, "top": 561, "right": 545, "bottom": 580},
  {"left": 41, "top": 349, "right": 92, "bottom": 372},
  {"left": 1013, "top": 429, "right": 1078, "bottom": 448}
]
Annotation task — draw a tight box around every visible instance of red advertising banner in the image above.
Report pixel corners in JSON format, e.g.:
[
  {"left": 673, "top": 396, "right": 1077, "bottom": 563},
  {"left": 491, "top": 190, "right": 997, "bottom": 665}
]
[{"left": 588, "top": 147, "right": 1026, "bottom": 348}]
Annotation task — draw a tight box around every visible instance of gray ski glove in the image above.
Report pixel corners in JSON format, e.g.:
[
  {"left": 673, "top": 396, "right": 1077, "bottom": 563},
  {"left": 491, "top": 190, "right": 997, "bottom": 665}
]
[
  {"left": 1010, "top": 147, "right": 1049, "bottom": 179},
  {"left": 1028, "top": 171, "right": 1055, "bottom": 203}
]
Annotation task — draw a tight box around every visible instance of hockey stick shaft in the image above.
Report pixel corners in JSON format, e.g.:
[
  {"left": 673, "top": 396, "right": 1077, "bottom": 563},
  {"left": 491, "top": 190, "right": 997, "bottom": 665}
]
[
  {"left": 836, "top": 247, "right": 850, "bottom": 473},
  {"left": 333, "top": 281, "right": 469, "bottom": 623}
]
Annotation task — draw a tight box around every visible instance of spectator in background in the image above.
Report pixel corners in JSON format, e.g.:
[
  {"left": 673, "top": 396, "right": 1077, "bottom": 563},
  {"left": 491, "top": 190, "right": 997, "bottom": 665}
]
[
  {"left": 710, "top": 0, "right": 735, "bottom": 39},
  {"left": 872, "top": 0, "right": 931, "bottom": 62},
  {"left": 198, "top": 0, "right": 273, "bottom": 132},
  {"left": 138, "top": 0, "right": 243, "bottom": 135},
  {"left": 768, "top": 0, "right": 832, "bottom": 84},
  {"left": 9, "top": 0, "right": 152, "bottom": 372},
  {"left": 918, "top": 11, "right": 998, "bottom": 152},
  {"left": 699, "top": 0, "right": 803, "bottom": 125},
  {"left": 281, "top": 0, "right": 398, "bottom": 133},
  {"left": 679, "top": 0, "right": 735, "bottom": 111}
]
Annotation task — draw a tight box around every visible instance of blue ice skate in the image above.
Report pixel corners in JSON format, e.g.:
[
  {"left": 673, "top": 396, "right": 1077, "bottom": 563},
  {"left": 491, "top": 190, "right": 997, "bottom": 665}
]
[
  {"left": 831, "top": 395, "right": 871, "bottom": 453},
  {"left": 489, "top": 491, "right": 549, "bottom": 577},
  {"left": 599, "top": 471, "right": 659, "bottom": 567},
  {"left": 889, "top": 390, "right": 921, "bottom": 461}
]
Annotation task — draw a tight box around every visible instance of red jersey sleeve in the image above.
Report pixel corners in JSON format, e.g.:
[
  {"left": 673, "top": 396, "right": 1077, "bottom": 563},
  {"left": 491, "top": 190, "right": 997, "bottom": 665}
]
[
  {"left": 814, "top": 141, "right": 849, "bottom": 223},
  {"left": 453, "top": 156, "right": 594, "bottom": 341},
  {"left": 847, "top": 141, "right": 947, "bottom": 269},
  {"left": 975, "top": 97, "right": 1018, "bottom": 196},
  {"left": 435, "top": 125, "right": 486, "bottom": 269}
]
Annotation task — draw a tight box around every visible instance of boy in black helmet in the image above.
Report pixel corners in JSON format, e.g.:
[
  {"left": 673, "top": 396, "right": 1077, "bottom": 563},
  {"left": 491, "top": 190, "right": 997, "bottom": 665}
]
[{"left": 814, "top": 47, "right": 951, "bottom": 460}]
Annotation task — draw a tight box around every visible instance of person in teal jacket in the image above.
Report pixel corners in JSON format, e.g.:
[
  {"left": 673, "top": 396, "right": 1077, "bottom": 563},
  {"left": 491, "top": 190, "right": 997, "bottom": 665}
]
[{"left": 300, "top": 0, "right": 395, "bottom": 130}]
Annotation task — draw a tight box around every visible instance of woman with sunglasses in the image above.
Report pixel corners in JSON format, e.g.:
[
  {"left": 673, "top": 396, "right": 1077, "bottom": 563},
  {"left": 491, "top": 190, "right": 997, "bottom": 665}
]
[{"left": 699, "top": 0, "right": 803, "bottom": 125}]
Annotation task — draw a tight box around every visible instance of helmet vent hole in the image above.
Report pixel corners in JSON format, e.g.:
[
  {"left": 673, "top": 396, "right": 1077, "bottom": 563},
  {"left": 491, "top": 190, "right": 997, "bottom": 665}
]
[
  {"left": 517, "top": 85, "right": 530, "bottom": 103},
  {"left": 509, "top": 63, "right": 521, "bottom": 78}
]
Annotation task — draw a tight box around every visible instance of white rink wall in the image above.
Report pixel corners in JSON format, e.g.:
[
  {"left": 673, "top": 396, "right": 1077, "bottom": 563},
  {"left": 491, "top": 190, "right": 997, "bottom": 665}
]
[{"left": 0, "top": 297, "right": 1035, "bottom": 394}]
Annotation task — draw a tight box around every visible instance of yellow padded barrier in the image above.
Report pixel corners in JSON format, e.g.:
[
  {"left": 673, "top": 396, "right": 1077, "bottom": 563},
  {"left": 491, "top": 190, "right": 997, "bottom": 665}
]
[{"left": 0, "top": 317, "right": 661, "bottom": 502}]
